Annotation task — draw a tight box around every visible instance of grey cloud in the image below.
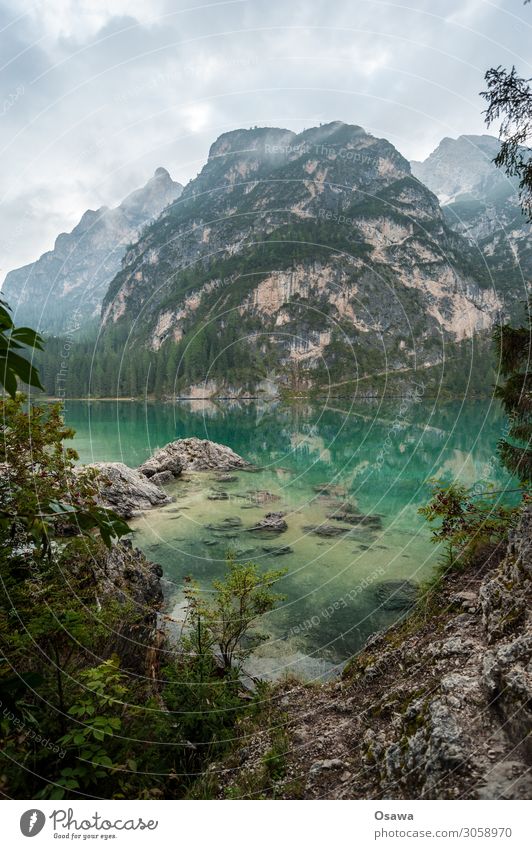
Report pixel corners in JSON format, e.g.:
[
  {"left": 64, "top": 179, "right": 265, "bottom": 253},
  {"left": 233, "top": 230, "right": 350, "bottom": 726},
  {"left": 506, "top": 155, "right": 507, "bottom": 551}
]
[{"left": 0, "top": 0, "right": 530, "bottom": 277}]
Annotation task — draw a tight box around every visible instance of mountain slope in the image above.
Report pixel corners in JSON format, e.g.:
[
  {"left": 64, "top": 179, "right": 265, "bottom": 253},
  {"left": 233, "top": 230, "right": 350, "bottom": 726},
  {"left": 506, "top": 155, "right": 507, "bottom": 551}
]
[
  {"left": 412, "top": 136, "right": 531, "bottom": 312},
  {"left": 99, "top": 122, "right": 503, "bottom": 395},
  {"left": 2, "top": 168, "right": 183, "bottom": 334},
  {"left": 411, "top": 135, "right": 503, "bottom": 204}
]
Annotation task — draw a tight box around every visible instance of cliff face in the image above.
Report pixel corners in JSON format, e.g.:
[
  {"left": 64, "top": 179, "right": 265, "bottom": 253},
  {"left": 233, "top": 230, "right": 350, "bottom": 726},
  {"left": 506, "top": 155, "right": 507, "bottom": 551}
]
[
  {"left": 90, "top": 539, "right": 163, "bottom": 680},
  {"left": 2, "top": 168, "right": 182, "bottom": 334},
  {"left": 411, "top": 135, "right": 502, "bottom": 203},
  {"left": 412, "top": 136, "right": 532, "bottom": 320},
  {"left": 100, "top": 122, "right": 504, "bottom": 392},
  {"left": 211, "top": 506, "right": 532, "bottom": 800}
]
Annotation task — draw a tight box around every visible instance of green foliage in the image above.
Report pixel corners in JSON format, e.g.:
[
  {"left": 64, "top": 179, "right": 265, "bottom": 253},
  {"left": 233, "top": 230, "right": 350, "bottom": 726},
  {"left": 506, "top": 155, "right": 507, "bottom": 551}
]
[
  {"left": 419, "top": 480, "right": 521, "bottom": 566},
  {"left": 493, "top": 302, "right": 532, "bottom": 482},
  {"left": 0, "top": 297, "right": 44, "bottom": 398},
  {"left": 482, "top": 63, "right": 532, "bottom": 219},
  {"left": 0, "top": 393, "right": 130, "bottom": 554},
  {"left": 46, "top": 659, "right": 126, "bottom": 798},
  {"left": 0, "top": 319, "right": 285, "bottom": 799},
  {"left": 182, "top": 554, "right": 286, "bottom": 672}
]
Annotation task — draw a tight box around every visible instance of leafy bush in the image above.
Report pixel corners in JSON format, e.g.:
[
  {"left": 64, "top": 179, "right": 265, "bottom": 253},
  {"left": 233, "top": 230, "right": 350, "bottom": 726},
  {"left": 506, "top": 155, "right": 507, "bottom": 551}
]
[{"left": 419, "top": 480, "right": 522, "bottom": 567}]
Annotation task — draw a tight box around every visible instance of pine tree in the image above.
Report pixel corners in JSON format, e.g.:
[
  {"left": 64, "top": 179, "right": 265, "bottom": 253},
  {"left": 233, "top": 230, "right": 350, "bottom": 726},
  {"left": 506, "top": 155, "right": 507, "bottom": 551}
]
[{"left": 493, "top": 301, "right": 532, "bottom": 482}]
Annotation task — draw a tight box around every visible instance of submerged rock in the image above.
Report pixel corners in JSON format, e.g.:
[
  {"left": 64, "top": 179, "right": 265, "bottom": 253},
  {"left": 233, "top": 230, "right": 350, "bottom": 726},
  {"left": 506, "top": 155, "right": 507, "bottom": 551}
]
[
  {"left": 312, "top": 483, "right": 347, "bottom": 497},
  {"left": 89, "top": 462, "right": 171, "bottom": 518},
  {"left": 304, "top": 523, "right": 353, "bottom": 538},
  {"left": 210, "top": 507, "right": 532, "bottom": 801},
  {"left": 249, "top": 512, "right": 288, "bottom": 534},
  {"left": 139, "top": 437, "right": 251, "bottom": 476},
  {"left": 262, "top": 544, "right": 293, "bottom": 556},
  {"left": 374, "top": 580, "right": 418, "bottom": 611},
  {"left": 326, "top": 500, "right": 361, "bottom": 519},
  {"left": 327, "top": 504, "right": 382, "bottom": 528},
  {"left": 205, "top": 517, "right": 243, "bottom": 531},
  {"left": 207, "top": 490, "right": 230, "bottom": 501},
  {"left": 246, "top": 490, "right": 280, "bottom": 505}
]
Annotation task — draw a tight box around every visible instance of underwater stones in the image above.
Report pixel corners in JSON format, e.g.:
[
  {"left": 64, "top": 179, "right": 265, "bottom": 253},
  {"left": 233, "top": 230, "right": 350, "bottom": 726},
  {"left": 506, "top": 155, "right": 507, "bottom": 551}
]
[
  {"left": 326, "top": 499, "right": 360, "bottom": 518},
  {"left": 245, "top": 489, "right": 280, "bottom": 505},
  {"left": 232, "top": 546, "right": 258, "bottom": 558},
  {"left": 205, "top": 517, "right": 243, "bottom": 531},
  {"left": 325, "top": 500, "right": 382, "bottom": 529},
  {"left": 262, "top": 544, "right": 293, "bottom": 556},
  {"left": 249, "top": 512, "right": 288, "bottom": 534},
  {"left": 374, "top": 580, "right": 418, "bottom": 611},
  {"left": 207, "top": 490, "right": 230, "bottom": 501},
  {"left": 213, "top": 473, "right": 238, "bottom": 483},
  {"left": 312, "top": 483, "right": 347, "bottom": 497},
  {"left": 304, "top": 523, "right": 353, "bottom": 538}
]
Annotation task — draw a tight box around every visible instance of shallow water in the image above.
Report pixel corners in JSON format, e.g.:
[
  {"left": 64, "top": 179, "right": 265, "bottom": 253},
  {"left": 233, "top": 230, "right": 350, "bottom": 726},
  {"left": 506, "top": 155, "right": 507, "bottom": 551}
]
[{"left": 63, "top": 397, "right": 512, "bottom": 679}]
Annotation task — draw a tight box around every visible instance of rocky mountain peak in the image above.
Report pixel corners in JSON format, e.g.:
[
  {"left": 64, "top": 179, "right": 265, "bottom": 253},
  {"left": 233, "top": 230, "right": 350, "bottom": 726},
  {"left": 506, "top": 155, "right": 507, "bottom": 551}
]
[
  {"left": 207, "top": 126, "right": 296, "bottom": 161},
  {"left": 2, "top": 168, "right": 183, "bottom": 334},
  {"left": 411, "top": 134, "right": 502, "bottom": 202},
  {"left": 98, "top": 121, "right": 504, "bottom": 393}
]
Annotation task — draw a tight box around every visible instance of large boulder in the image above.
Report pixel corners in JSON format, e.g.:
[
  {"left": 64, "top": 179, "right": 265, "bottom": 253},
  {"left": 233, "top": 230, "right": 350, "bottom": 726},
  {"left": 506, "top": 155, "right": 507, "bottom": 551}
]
[
  {"left": 89, "top": 462, "right": 172, "bottom": 518},
  {"left": 138, "top": 437, "right": 251, "bottom": 476},
  {"left": 97, "top": 540, "right": 164, "bottom": 678}
]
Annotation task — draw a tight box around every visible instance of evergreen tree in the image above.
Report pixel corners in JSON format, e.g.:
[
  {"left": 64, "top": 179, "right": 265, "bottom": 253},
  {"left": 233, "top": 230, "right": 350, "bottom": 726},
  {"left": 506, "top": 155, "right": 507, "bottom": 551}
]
[
  {"left": 482, "top": 15, "right": 532, "bottom": 483},
  {"left": 493, "top": 303, "right": 532, "bottom": 482},
  {"left": 481, "top": 2, "right": 532, "bottom": 219}
]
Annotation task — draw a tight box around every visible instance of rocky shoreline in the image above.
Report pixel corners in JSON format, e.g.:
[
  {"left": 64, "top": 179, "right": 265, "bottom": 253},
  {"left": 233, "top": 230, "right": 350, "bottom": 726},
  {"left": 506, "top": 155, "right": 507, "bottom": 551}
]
[
  {"left": 87, "top": 438, "right": 531, "bottom": 799},
  {"left": 206, "top": 506, "right": 532, "bottom": 800},
  {"left": 90, "top": 437, "right": 252, "bottom": 518}
]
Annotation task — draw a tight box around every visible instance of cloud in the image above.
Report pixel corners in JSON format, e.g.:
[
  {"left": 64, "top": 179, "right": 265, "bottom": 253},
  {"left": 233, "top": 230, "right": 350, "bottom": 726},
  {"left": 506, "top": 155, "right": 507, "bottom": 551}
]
[{"left": 0, "top": 0, "right": 530, "bottom": 276}]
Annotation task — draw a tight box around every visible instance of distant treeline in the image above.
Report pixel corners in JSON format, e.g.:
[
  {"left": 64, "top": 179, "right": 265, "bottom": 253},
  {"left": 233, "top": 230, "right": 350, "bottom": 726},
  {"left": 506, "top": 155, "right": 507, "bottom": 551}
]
[{"left": 33, "top": 322, "right": 498, "bottom": 399}]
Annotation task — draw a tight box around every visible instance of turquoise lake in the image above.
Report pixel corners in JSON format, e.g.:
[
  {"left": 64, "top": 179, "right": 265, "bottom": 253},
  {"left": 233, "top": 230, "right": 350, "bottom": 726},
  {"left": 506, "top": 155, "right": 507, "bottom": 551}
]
[{"left": 63, "top": 397, "right": 512, "bottom": 680}]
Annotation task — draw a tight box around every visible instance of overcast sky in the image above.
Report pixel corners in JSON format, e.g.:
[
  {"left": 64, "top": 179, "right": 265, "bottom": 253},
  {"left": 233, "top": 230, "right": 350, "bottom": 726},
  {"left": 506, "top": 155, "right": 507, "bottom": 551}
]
[{"left": 0, "top": 0, "right": 530, "bottom": 277}]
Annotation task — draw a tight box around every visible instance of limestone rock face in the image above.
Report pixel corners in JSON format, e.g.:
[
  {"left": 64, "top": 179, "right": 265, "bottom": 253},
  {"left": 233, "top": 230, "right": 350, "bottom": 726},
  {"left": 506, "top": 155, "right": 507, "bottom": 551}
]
[
  {"left": 99, "top": 539, "right": 163, "bottom": 610},
  {"left": 99, "top": 122, "right": 509, "bottom": 395},
  {"left": 411, "top": 134, "right": 531, "bottom": 323},
  {"left": 97, "top": 539, "right": 163, "bottom": 677},
  {"left": 2, "top": 167, "right": 182, "bottom": 334},
  {"left": 90, "top": 461, "right": 171, "bottom": 518},
  {"left": 138, "top": 437, "right": 251, "bottom": 475}
]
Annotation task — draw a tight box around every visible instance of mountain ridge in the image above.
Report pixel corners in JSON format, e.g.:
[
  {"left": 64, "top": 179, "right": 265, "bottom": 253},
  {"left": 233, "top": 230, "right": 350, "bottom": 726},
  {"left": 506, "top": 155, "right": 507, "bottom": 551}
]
[
  {"left": 95, "top": 121, "right": 504, "bottom": 396},
  {"left": 411, "top": 134, "right": 531, "bottom": 306},
  {"left": 2, "top": 167, "right": 183, "bottom": 335}
]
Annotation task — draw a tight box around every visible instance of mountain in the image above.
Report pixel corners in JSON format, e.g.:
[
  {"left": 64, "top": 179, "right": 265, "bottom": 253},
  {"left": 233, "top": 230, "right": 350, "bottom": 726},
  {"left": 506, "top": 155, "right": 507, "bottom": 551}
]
[
  {"left": 96, "top": 121, "right": 503, "bottom": 396},
  {"left": 1, "top": 168, "right": 183, "bottom": 334},
  {"left": 412, "top": 136, "right": 531, "bottom": 308},
  {"left": 411, "top": 135, "right": 503, "bottom": 204}
]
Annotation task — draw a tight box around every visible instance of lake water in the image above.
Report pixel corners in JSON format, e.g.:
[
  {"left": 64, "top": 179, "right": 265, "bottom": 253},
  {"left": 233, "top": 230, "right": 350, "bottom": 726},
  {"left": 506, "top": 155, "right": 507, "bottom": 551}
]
[{"left": 63, "top": 396, "right": 511, "bottom": 680}]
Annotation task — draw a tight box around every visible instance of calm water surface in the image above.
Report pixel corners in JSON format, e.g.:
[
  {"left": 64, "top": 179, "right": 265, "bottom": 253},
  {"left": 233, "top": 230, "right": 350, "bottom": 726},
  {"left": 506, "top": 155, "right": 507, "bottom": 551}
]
[{"left": 63, "top": 397, "right": 511, "bottom": 679}]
